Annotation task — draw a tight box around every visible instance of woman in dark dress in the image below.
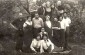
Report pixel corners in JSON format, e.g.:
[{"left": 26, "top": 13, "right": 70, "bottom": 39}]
[
  {"left": 45, "top": 1, "right": 52, "bottom": 17},
  {"left": 44, "top": 15, "right": 52, "bottom": 39},
  {"left": 23, "top": 16, "right": 33, "bottom": 52},
  {"left": 51, "top": 4, "right": 57, "bottom": 22},
  {"left": 52, "top": 18, "right": 61, "bottom": 47}
]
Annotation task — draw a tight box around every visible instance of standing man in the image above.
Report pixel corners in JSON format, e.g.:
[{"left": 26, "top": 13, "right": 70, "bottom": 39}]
[
  {"left": 32, "top": 13, "right": 44, "bottom": 38},
  {"left": 10, "top": 13, "right": 25, "bottom": 52},
  {"left": 63, "top": 12, "right": 71, "bottom": 51}
]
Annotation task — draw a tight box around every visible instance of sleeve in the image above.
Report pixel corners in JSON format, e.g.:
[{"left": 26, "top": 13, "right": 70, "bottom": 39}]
[
  {"left": 23, "top": 21, "right": 27, "bottom": 28},
  {"left": 30, "top": 39, "right": 36, "bottom": 52},
  {"left": 48, "top": 39, "right": 54, "bottom": 51}
]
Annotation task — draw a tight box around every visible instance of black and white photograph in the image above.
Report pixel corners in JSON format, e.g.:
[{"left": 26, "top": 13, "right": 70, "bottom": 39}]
[{"left": 0, "top": 0, "right": 84, "bottom": 55}]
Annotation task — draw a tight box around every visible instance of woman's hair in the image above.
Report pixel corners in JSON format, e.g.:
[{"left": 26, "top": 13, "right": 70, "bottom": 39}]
[
  {"left": 36, "top": 34, "right": 41, "bottom": 39},
  {"left": 43, "top": 33, "right": 48, "bottom": 38}
]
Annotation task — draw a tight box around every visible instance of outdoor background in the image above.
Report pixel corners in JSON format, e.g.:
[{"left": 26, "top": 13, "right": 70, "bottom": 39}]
[{"left": 0, "top": 0, "right": 85, "bottom": 55}]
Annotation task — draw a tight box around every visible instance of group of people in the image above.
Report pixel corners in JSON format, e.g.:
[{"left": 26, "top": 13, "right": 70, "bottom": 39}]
[{"left": 10, "top": 0, "right": 71, "bottom": 53}]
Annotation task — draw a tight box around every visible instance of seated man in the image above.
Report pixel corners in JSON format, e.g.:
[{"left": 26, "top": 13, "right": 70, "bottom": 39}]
[
  {"left": 39, "top": 28, "right": 48, "bottom": 39},
  {"left": 30, "top": 35, "right": 42, "bottom": 53},
  {"left": 41, "top": 34, "right": 54, "bottom": 53}
]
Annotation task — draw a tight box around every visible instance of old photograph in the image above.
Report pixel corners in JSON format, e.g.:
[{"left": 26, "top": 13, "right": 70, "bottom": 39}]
[{"left": 0, "top": 0, "right": 84, "bottom": 55}]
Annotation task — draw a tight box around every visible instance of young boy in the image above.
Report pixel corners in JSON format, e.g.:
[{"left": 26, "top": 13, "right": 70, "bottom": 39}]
[{"left": 59, "top": 16, "right": 66, "bottom": 50}]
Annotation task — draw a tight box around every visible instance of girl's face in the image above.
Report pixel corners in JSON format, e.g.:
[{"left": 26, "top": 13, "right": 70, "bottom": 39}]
[
  {"left": 36, "top": 36, "right": 41, "bottom": 40},
  {"left": 46, "top": 1, "right": 51, "bottom": 7},
  {"left": 46, "top": 16, "right": 50, "bottom": 21},
  {"left": 27, "top": 17, "right": 31, "bottom": 21},
  {"left": 43, "top": 36, "right": 48, "bottom": 41},
  {"left": 51, "top": 4, "right": 55, "bottom": 8},
  {"left": 59, "top": 17, "right": 63, "bottom": 21}
]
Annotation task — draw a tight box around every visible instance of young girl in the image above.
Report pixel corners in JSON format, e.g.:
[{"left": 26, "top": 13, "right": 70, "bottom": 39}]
[
  {"left": 30, "top": 35, "right": 42, "bottom": 53},
  {"left": 23, "top": 16, "right": 33, "bottom": 52},
  {"left": 44, "top": 15, "right": 52, "bottom": 39},
  {"left": 41, "top": 34, "right": 54, "bottom": 53}
]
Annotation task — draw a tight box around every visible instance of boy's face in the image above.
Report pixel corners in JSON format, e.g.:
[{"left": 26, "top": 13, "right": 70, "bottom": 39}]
[
  {"left": 46, "top": 16, "right": 50, "bottom": 21},
  {"left": 51, "top": 5, "right": 55, "bottom": 8},
  {"left": 41, "top": 28, "right": 45, "bottom": 32},
  {"left": 64, "top": 13, "right": 67, "bottom": 17}
]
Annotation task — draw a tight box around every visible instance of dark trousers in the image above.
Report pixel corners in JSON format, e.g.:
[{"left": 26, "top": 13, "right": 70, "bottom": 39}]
[
  {"left": 64, "top": 27, "right": 71, "bottom": 50},
  {"left": 33, "top": 27, "right": 41, "bottom": 38},
  {"left": 15, "top": 30, "right": 24, "bottom": 51},
  {"left": 60, "top": 29, "right": 65, "bottom": 47}
]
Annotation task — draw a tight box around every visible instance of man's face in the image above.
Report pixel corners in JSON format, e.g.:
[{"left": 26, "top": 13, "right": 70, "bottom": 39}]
[
  {"left": 35, "top": 14, "right": 39, "bottom": 19},
  {"left": 54, "top": 18, "right": 58, "bottom": 21},
  {"left": 64, "top": 13, "right": 67, "bottom": 17},
  {"left": 20, "top": 18, "right": 23, "bottom": 21}
]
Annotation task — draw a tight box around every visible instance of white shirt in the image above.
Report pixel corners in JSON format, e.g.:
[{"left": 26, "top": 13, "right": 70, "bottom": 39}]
[
  {"left": 41, "top": 39, "right": 54, "bottom": 52},
  {"left": 63, "top": 17, "right": 71, "bottom": 27},
  {"left": 23, "top": 21, "right": 32, "bottom": 27},
  {"left": 46, "top": 21, "right": 52, "bottom": 28},
  {"left": 59, "top": 19, "right": 66, "bottom": 29},
  {"left": 30, "top": 39, "right": 42, "bottom": 51},
  {"left": 32, "top": 17, "right": 43, "bottom": 28}
]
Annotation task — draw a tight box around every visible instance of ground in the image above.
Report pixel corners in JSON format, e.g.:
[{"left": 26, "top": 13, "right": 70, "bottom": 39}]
[{"left": 0, "top": 36, "right": 85, "bottom": 55}]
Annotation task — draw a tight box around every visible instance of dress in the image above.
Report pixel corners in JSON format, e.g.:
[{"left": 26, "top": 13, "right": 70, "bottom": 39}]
[
  {"left": 45, "top": 7, "right": 52, "bottom": 17},
  {"left": 23, "top": 21, "right": 33, "bottom": 52},
  {"left": 44, "top": 21, "right": 52, "bottom": 39}
]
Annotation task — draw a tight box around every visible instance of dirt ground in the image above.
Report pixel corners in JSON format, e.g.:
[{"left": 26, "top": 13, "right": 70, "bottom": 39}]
[{"left": 0, "top": 36, "right": 85, "bottom": 55}]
